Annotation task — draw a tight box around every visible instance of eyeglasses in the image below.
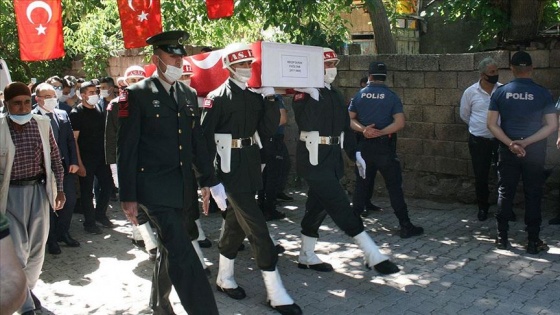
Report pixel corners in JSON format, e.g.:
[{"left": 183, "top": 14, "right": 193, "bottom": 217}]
[{"left": 52, "top": 86, "right": 63, "bottom": 90}]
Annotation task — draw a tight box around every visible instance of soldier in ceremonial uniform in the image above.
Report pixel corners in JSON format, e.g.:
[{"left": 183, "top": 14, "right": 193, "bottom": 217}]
[
  {"left": 349, "top": 61, "right": 424, "bottom": 239},
  {"left": 201, "top": 43, "right": 301, "bottom": 315},
  {"left": 117, "top": 30, "right": 226, "bottom": 315},
  {"left": 292, "top": 49, "right": 399, "bottom": 276}
]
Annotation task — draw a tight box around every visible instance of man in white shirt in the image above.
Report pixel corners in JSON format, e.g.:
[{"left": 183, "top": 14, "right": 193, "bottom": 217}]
[{"left": 460, "top": 57, "right": 502, "bottom": 221}]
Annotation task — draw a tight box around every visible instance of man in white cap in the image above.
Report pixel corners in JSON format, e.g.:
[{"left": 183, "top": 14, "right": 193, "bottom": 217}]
[
  {"left": 292, "top": 49, "right": 400, "bottom": 276},
  {"left": 201, "top": 42, "right": 301, "bottom": 315}
]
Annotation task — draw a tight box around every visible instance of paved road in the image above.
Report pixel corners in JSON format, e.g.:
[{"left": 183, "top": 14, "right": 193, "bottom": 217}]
[{"left": 33, "top": 192, "right": 560, "bottom": 315}]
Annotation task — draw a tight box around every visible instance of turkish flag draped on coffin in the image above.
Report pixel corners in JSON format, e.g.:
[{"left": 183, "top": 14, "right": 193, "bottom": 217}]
[
  {"left": 206, "top": 0, "right": 234, "bottom": 19},
  {"left": 117, "top": 0, "right": 162, "bottom": 49},
  {"left": 14, "top": 0, "right": 65, "bottom": 61},
  {"left": 185, "top": 50, "right": 229, "bottom": 97}
]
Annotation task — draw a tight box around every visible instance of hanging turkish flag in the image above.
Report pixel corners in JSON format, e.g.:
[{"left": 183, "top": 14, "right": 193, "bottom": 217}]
[
  {"left": 14, "top": 0, "right": 65, "bottom": 61},
  {"left": 185, "top": 50, "right": 229, "bottom": 97},
  {"left": 117, "top": 0, "right": 162, "bottom": 49},
  {"left": 206, "top": 0, "right": 234, "bottom": 19}
]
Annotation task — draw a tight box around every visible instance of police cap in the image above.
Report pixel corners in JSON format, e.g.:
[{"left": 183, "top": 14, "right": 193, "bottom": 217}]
[
  {"left": 369, "top": 61, "right": 387, "bottom": 76},
  {"left": 510, "top": 51, "right": 532, "bottom": 66},
  {"left": 146, "top": 30, "right": 189, "bottom": 56}
]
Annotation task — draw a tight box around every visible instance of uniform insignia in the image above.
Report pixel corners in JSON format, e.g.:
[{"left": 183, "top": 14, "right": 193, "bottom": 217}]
[
  {"left": 153, "top": 100, "right": 160, "bottom": 107},
  {"left": 203, "top": 98, "right": 213, "bottom": 108},
  {"left": 118, "top": 90, "right": 128, "bottom": 102},
  {"left": 118, "top": 102, "right": 129, "bottom": 118},
  {"left": 294, "top": 93, "right": 305, "bottom": 102}
]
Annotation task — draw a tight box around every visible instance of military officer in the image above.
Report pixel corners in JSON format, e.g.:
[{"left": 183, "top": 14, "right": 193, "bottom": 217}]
[
  {"left": 201, "top": 42, "right": 301, "bottom": 315},
  {"left": 117, "top": 30, "right": 227, "bottom": 315},
  {"left": 292, "top": 49, "right": 399, "bottom": 277},
  {"left": 349, "top": 61, "right": 424, "bottom": 239}
]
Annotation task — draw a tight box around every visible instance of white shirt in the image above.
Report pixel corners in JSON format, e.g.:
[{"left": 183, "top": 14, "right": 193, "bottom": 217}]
[{"left": 460, "top": 80, "right": 502, "bottom": 138}]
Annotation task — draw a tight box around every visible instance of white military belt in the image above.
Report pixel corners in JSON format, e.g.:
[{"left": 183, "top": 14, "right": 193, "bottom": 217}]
[
  {"left": 231, "top": 137, "right": 255, "bottom": 148},
  {"left": 299, "top": 134, "right": 340, "bottom": 145}
]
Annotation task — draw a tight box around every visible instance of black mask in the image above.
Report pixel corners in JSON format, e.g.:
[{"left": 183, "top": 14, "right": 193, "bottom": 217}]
[{"left": 484, "top": 74, "right": 499, "bottom": 84}]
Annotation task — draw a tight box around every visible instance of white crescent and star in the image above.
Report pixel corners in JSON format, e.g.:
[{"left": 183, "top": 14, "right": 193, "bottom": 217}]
[
  {"left": 128, "top": 0, "right": 153, "bottom": 22},
  {"left": 189, "top": 51, "right": 224, "bottom": 69},
  {"left": 26, "top": 0, "right": 53, "bottom": 36}
]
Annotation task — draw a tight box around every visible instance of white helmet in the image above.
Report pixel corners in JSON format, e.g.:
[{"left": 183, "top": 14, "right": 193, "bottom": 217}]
[
  {"left": 182, "top": 60, "right": 193, "bottom": 75},
  {"left": 124, "top": 65, "right": 146, "bottom": 79},
  {"left": 323, "top": 48, "right": 339, "bottom": 66},
  {"left": 222, "top": 43, "right": 255, "bottom": 72}
]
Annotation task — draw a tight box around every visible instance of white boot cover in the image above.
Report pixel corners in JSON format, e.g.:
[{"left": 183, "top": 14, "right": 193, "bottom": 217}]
[
  {"left": 353, "top": 231, "right": 389, "bottom": 267},
  {"left": 195, "top": 219, "right": 207, "bottom": 241},
  {"left": 298, "top": 235, "right": 325, "bottom": 265},
  {"left": 137, "top": 222, "right": 158, "bottom": 252},
  {"left": 191, "top": 240, "right": 207, "bottom": 269},
  {"left": 261, "top": 269, "right": 294, "bottom": 307},
  {"left": 216, "top": 254, "right": 238, "bottom": 289}
]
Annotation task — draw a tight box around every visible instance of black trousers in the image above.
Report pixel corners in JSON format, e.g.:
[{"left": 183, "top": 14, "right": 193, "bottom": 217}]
[
  {"left": 260, "top": 135, "right": 290, "bottom": 211},
  {"left": 220, "top": 191, "right": 277, "bottom": 271},
  {"left": 143, "top": 204, "right": 218, "bottom": 315},
  {"left": 468, "top": 134, "right": 498, "bottom": 211},
  {"left": 48, "top": 173, "right": 77, "bottom": 242},
  {"left": 353, "top": 138, "right": 411, "bottom": 225},
  {"left": 79, "top": 159, "right": 112, "bottom": 227},
  {"left": 301, "top": 175, "right": 364, "bottom": 238},
  {"left": 496, "top": 141, "right": 546, "bottom": 241}
]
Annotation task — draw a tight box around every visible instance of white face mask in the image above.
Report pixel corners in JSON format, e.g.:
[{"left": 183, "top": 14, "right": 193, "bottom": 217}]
[
  {"left": 69, "top": 88, "right": 76, "bottom": 98},
  {"left": 157, "top": 57, "right": 183, "bottom": 83},
  {"left": 234, "top": 68, "right": 252, "bottom": 83},
  {"left": 86, "top": 95, "right": 99, "bottom": 106},
  {"left": 99, "top": 89, "right": 110, "bottom": 98},
  {"left": 55, "top": 89, "right": 63, "bottom": 99},
  {"left": 9, "top": 112, "right": 33, "bottom": 125},
  {"left": 324, "top": 68, "right": 337, "bottom": 84},
  {"left": 43, "top": 98, "right": 58, "bottom": 112},
  {"left": 58, "top": 94, "right": 69, "bottom": 103},
  {"left": 180, "top": 79, "right": 191, "bottom": 87}
]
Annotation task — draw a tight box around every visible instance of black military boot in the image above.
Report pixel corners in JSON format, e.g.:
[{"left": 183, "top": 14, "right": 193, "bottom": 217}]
[
  {"left": 496, "top": 231, "right": 508, "bottom": 249},
  {"left": 400, "top": 222, "right": 424, "bottom": 238},
  {"left": 526, "top": 239, "right": 549, "bottom": 254}
]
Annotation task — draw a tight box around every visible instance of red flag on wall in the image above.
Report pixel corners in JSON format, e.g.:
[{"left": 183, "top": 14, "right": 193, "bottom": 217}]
[
  {"left": 206, "top": 0, "right": 234, "bottom": 19},
  {"left": 117, "top": 0, "right": 162, "bottom": 49},
  {"left": 14, "top": 0, "right": 65, "bottom": 61}
]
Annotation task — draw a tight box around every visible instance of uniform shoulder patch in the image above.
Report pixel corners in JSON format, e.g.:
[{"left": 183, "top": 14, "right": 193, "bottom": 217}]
[
  {"left": 203, "top": 98, "right": 214, "bottom": 109},
  {"left": 293, "top": 93, "right": 306, "bottom": 102}
]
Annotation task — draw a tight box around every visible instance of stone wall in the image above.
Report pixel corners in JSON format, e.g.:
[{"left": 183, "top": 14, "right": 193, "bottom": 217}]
[{"left": 331, "top": 50, "right": 560, "bottom": 203}]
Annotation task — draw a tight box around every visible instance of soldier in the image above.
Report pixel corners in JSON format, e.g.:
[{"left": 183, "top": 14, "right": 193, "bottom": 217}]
[
  {"left": 201, "top": 43, "right": 301, "bottom": 315},
  {"left": 292, "top": 50, "right": 400, "bottom": 276},
  {"left": 117, "top": 30, "right": 226, "bottom": 315}
]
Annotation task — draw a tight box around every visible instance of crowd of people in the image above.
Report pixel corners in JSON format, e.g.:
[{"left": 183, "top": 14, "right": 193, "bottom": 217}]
[{"left": 1, "top": 29, "right": 559, "bottom": 315}]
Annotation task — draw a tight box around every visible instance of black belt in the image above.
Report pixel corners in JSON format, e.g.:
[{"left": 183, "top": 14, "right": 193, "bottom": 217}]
[{"left": 10, "top": 174, "right": 46, "bottom": 186}]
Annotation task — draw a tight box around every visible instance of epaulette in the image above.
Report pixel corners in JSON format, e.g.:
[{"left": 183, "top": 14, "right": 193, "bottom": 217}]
[{"left": 118, "top": 90, "right": 129, "bottom": 118}]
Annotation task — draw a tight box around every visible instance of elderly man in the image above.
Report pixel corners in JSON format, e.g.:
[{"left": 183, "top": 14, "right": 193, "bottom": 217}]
[
  {"left": 33, "top": 83, "right": 80, "bottom": 255},
  {"left": 0, "top": 82, "right": 65, "bottom": 315}
]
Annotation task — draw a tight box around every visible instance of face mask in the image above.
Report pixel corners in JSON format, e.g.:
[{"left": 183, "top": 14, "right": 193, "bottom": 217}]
[
  {"left": 55, "top": 89, "right": 63, "bottom": 99},
  {"left": 324, "top": 68, "right": 337, "bottom": 84},
  {"left": 86, "top": 95, "right": 99, "bottom": 106},
  {"left": 69, "top": 88, "right": 76, "bottom": 98},
  {"left": 180, "top": 79, "right": 191, "bottom": 87},
  {"left": 234, "top": 68, "right": 252, "bottom": 83},
  {"left": 58, "top": 94, "right": 69, "bottom": 103},
  {"left": 43, "top": 98, "right": 58, "bottom": 112},
  {"left": 99, "top": 89, "right": 110, "bottom": 98},
  {"left": 157, "top": 57, "right": 183, "bottom": 83},
  {"left": 9, "top": 113, "right": 33, "bottom": 125},
  {"left": 484, "top": 74, "right": 499, "bottom": 84}
]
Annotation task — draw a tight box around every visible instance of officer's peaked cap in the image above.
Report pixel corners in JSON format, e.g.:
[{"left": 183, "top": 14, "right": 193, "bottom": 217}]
[{"left": 147, "top": 30, "right": 189, "bottom": 56}]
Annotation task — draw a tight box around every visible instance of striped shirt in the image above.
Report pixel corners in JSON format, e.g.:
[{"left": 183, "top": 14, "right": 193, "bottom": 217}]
[{"left": 8, "top": 118, "right": 64, "bottom": 191}]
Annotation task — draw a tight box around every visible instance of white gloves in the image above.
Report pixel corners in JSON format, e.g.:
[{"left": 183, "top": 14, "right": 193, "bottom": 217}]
[
  {"left": 210, "top": 183, "right": 228, "bottom": 211},
  {"left": 356, "top": 152, "right": 366, "bottom": 179},
  {"left": 294, "top": 87, "right": 319, "bottom": 101},
  {"left": 250, "top": 86, "right": 275, "bottom": 97}
]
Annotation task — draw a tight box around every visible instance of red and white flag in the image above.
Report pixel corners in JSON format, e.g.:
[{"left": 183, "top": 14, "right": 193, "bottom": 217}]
[
  {"left": 14, "top": 0, "right": 65, "bottom": 61},
  {"left": 186, "top": 50, "right": 229, "bottom": 97},
  {"left": 206, "top": 0, "right": 234, "bottom": 20},
  {"left": 117, "top": 0, "right": 162, "bottom": 49}
]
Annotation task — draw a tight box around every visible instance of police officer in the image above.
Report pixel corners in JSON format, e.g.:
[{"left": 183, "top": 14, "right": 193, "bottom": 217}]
[
  {"left": 201, "top": 43, "right": 301, "bottom": 315},
  {"left": 349, "top": 61, "right": 424, "bottom": 239},
  {"left": 487, "top": 51, "right": 557, "bottom": 254},
  {"left": 292, "top": 49, "right": 399, "bottom": 276},
  {"left": 117, "top": 30, "right": 227, "bottom": 315}
]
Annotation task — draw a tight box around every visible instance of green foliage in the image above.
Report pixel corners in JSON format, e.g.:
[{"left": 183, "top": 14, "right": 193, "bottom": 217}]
[{"left": 1, "top": 0, "right": 352, "bottom": 83}]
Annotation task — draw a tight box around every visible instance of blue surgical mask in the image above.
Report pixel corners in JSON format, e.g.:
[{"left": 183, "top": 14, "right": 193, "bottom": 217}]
[{"left": 9, "top": 112, "right": 33, "bottom": 125}]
